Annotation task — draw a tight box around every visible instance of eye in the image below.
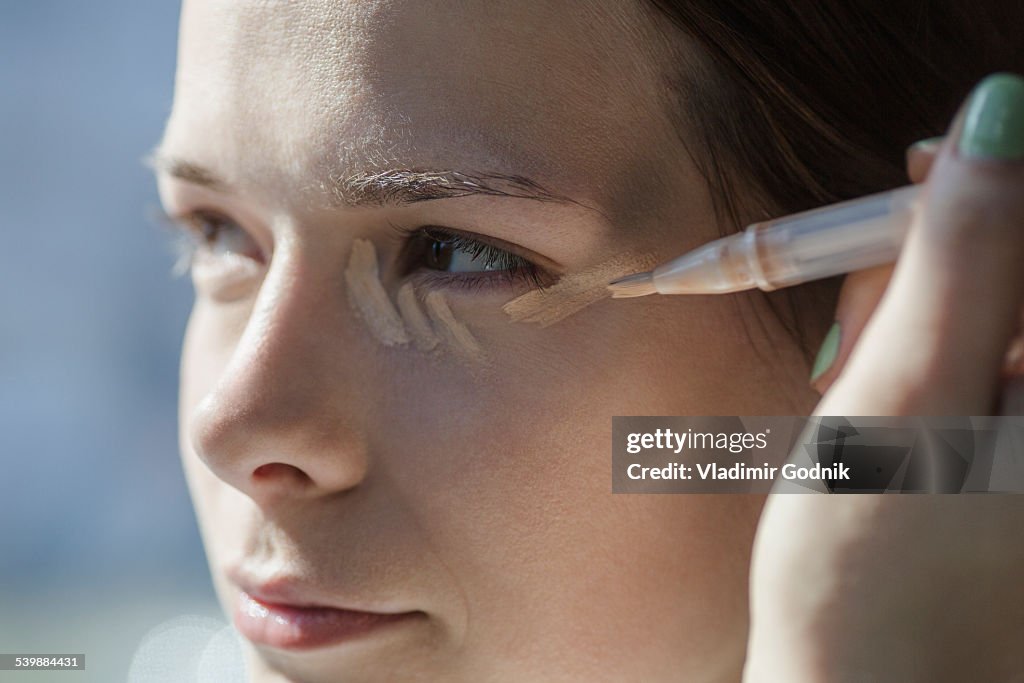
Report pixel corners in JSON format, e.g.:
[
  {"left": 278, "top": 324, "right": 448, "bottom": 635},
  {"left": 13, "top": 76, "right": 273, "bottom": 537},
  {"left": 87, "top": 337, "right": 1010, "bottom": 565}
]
[
  {"left": 163, "top": 208, "right": 264, "bottom": 299},
  {"left": 178, "top": 210, "right": 262, "bottom": 261},
  {"left": 422, "top": 232, "right": 504, "bottom": 273},
  {"left": 400, "top": 226, "right": 549, "bottom": 288}
]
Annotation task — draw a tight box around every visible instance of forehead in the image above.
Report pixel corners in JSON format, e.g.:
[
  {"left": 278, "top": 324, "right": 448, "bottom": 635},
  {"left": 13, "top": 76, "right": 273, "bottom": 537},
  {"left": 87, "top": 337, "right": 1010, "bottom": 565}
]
[{"left": 162, "top": 0, "right": 681, "bottom": 204}]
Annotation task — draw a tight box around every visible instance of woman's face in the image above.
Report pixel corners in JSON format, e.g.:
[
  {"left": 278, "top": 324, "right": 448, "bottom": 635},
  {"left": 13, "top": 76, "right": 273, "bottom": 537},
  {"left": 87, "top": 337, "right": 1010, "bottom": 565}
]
[{"left": 158, "top": 1, "right": 817, "bottom": 680}]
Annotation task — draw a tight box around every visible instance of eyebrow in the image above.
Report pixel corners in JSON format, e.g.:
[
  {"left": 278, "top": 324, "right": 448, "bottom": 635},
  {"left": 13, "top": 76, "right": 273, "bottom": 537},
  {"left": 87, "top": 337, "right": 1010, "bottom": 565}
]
[{"left": 147, "top": 152, "right": 578, "bottom": 209}]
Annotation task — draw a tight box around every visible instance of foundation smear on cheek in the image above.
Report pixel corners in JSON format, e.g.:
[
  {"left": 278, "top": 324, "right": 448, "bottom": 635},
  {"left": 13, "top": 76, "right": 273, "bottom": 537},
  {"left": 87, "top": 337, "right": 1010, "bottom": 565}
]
[
  {"left": 344, "top": 238, "right": 411, "bottom": 346},
  {"left": 395, "top": 282, "right": 440, "bottom": 352},
  {"left": 424, "top": 290, "right": 485, "bottom": 362},
  {"left": 502, "top": 254, "right": 656, "bottom": 327},
  {"left": 344, "top": 240, "right": 485, "bottom": 364}
]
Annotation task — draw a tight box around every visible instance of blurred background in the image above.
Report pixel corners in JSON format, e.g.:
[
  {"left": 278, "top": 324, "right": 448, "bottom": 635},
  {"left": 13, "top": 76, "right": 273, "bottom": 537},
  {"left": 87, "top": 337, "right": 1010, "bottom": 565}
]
[{"left": 0, "top": 2, "right": 233, "bottom": 680}]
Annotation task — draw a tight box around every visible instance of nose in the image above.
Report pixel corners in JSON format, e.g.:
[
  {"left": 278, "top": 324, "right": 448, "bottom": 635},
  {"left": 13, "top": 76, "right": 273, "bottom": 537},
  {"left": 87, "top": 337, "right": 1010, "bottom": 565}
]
[{"left": 186, "top": 246, "right": 369, "bottom": 506}]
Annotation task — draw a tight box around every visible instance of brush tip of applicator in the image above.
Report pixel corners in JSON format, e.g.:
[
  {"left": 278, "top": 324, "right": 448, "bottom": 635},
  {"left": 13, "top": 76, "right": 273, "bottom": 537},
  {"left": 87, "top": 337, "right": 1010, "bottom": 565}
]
[{"left": 607, "top": 271, "right": 657, "bottom": 298}]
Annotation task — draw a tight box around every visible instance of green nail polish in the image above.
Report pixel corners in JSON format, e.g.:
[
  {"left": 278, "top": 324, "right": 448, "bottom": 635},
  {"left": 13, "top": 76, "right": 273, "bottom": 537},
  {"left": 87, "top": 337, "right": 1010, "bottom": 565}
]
[
  {"left": 908, "top": 135, "right": 944, "bottom": 152},
  {"left": 810, "top": 322, "right": 841, "bottom": 382},
  {"left": 958, "top": 72, "right": 1024, "bottom": 160}
]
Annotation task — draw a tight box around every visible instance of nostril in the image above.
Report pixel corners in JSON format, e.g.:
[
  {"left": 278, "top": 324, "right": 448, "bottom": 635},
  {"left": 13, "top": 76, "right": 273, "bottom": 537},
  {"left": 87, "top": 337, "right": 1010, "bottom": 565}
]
[{"left": 252, "top": 463, "right": 313, "bottom": 487}]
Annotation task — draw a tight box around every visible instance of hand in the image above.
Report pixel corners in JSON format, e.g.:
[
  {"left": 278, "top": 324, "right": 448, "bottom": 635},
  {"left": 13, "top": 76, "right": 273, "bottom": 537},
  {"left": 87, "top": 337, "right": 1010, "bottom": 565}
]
[{"left": 744, "top": 73, "right": 1024, "bottom": 682}]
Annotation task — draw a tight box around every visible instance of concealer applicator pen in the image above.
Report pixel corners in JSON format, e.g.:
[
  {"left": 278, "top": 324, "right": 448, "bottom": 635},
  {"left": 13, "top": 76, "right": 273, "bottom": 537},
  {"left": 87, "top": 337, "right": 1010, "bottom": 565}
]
[{"left": 607, "top": 185, "right": 921, "bottom": 297}]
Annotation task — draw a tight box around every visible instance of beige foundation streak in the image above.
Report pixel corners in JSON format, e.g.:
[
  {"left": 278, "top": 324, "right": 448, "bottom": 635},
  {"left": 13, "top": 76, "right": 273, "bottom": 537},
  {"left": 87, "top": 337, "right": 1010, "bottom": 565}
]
[
  {"left": 503, "top": 254, "right": 656, "bottom": 327},
  {"left": 396, "top": 282, "right": 439, "bottom": 352},
  {"left": 344, "top": 239, "right": 411, "bottom": 346},
  {"left": 424, "top": 291, "right": 485, "bottom": 362}
]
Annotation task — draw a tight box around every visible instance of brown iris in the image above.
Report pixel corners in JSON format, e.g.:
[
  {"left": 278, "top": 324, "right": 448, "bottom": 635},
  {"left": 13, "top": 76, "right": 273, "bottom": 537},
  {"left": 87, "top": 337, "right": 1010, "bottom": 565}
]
[{"left": 425, "top": 236, "right": 456, "bottom": 271}]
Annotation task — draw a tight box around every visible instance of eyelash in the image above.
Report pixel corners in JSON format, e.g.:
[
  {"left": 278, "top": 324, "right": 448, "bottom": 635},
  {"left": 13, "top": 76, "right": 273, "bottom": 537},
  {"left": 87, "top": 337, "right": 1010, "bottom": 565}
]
[
  {"left": 157, "top": 208, "right": 258, "bottom": 275},
  {"left": 159, "top": 208, "right": 551, "bottom": 290},
  {"left": 392, "top": 225, "right": 549, "bottom": 290}
]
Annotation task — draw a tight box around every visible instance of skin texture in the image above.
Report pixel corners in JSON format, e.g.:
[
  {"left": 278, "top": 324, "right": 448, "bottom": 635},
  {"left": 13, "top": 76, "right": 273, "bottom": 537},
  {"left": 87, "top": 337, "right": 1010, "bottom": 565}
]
[
  {"left": 395, "top": 283, "right": 439, "bottom": 352},
  {"left": 158, "top": 1, "right": 819, "bottom": 681},
  {"left": 421, "top": 291, "right": 484, "bottom": 363}
]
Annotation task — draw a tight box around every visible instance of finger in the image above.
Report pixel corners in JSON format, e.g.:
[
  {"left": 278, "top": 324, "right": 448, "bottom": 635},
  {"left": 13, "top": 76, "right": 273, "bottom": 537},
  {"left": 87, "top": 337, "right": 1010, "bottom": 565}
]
[
  {"left": 906, "top": 136, "right": 943, "bottom": 183},
  {"left": 820, "top": 73, "right": 1024, "bottom": 415},
  {"left": 810, "top": 264, "right": 894, "bottom": 394},
  {"left": 997, "top": 329, "right": 1024, "bottom": 413},
  {"left": 811, "top": 137, "right": 945, "bottom": 393},
  {"left": 1005, "top": 326, "right": 1024, "bottom": 375},
  {"left": 998, "top": 374, "right": 1024, "bottom": 414}
]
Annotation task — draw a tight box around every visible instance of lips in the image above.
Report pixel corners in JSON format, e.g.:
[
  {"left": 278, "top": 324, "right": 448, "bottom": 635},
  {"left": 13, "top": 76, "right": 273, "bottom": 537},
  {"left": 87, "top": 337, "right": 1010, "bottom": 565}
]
[{"left": 228, "top": 573, "right": 423, "bottom": 651}]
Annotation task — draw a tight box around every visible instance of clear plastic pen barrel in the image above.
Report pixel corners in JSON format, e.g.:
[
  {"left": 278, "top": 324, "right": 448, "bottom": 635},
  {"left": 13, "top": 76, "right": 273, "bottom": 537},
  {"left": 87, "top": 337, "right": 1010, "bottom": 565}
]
[
  {"left": 747, "top": 184, "right": 920, "bottom": 290},
  {"left": 649, "top": 184, "right": 921, "bottom": 295}
]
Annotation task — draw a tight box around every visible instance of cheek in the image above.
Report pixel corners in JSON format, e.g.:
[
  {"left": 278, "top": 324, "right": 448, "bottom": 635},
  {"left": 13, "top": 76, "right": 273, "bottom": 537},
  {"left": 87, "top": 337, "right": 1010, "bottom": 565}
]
[
  {"left": 177, "top": 301, "right": 250, "bottom": 522},
  {"left": 180, "top": 298, "right": 251, "bottom": 403},
  {"left": 373, "top": 286, "right": 782, "bottom": 554},
  {"left": 367, "top": 293, "right": 770, "bottom": 671},
  {"left": 179, "top": 302, "right": 240, "bottom": 449}
]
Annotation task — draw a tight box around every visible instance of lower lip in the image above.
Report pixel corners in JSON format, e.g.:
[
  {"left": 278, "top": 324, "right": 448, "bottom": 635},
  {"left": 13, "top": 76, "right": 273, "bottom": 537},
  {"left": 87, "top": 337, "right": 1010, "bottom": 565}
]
[{"left": 233, "top": 591, "right": 418, "bottom": 650}]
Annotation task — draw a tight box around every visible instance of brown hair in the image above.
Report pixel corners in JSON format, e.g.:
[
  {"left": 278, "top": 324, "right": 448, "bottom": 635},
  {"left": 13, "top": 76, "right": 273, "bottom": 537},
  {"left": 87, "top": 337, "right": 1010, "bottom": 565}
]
[{"left": 648, "top": 0, "right": 1023, "bottom": 356}]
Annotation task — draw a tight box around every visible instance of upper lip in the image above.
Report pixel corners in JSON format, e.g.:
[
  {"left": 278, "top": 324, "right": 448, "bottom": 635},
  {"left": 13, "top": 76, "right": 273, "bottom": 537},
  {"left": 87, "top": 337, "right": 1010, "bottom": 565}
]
[{"left": 226, "top": 565, "right": 409, "bottom": 614}]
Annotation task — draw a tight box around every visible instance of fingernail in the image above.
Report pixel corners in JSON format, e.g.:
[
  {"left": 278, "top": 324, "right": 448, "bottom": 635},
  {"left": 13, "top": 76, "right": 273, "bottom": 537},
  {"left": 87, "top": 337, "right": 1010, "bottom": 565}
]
[
  {"left": 810, "top": 322, "right": 841, "bottom": 382},
  {"left": 907, "top": 136, "right": 944, "bottom": 153},
  {"left": 958, "top": 72, "right": 1024, "bottom": 160}
]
